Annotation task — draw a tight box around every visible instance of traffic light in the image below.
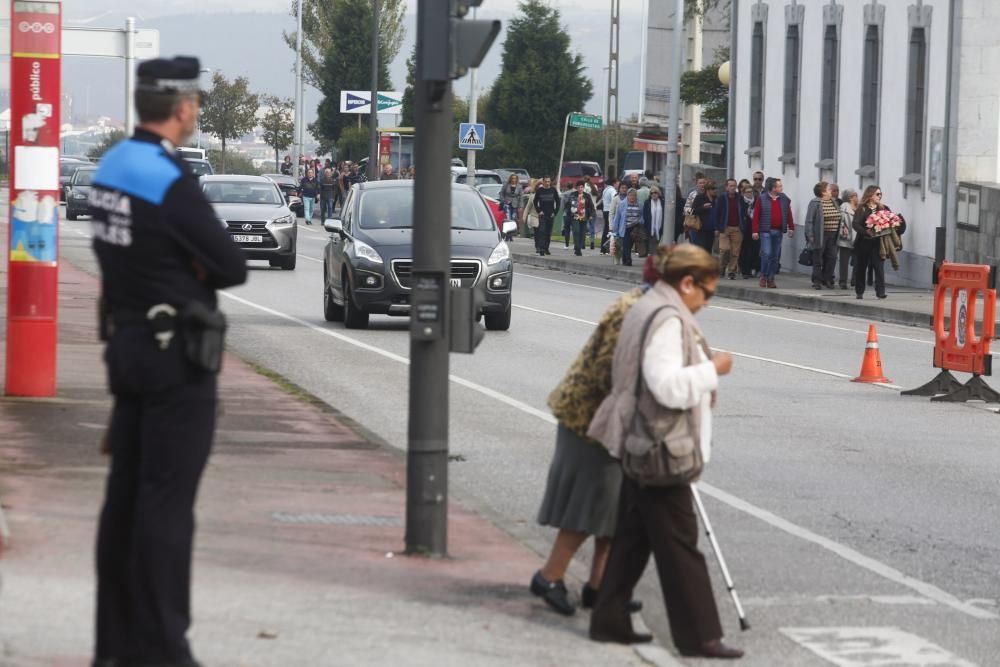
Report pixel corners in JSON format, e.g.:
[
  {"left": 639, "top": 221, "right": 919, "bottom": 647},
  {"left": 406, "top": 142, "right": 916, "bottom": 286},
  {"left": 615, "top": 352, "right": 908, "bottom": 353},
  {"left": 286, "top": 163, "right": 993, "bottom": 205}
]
[
  {"left": 420, "top": 0, "right": 501, "bottom": 85},
  {"left": 449, "top": 286, "right": 485, "bottom": 353}
]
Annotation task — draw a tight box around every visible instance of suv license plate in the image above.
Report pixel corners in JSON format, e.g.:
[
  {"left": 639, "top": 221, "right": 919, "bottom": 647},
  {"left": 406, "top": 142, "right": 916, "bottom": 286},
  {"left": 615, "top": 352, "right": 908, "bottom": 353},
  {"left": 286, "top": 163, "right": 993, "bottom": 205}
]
[{"left": 232, "top": 234, "right": 263, "bottom": 243}]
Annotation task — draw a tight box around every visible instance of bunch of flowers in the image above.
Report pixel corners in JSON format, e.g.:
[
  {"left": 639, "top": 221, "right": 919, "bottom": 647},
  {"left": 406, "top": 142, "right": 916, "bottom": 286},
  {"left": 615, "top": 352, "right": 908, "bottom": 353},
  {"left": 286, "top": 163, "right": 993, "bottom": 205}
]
[
  {"left": 573, "top": 194, "right": 589, "bottom": 222},
  {"left": 866, "top": 209, "right": 902, "bottom": 234}
]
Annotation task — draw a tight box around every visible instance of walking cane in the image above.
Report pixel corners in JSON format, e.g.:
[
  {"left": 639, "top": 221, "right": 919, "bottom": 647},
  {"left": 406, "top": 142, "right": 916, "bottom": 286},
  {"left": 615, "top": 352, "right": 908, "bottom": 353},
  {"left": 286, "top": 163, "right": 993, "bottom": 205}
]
[{"left": 691, "top": 485, "right": 750, "bottom": 631}]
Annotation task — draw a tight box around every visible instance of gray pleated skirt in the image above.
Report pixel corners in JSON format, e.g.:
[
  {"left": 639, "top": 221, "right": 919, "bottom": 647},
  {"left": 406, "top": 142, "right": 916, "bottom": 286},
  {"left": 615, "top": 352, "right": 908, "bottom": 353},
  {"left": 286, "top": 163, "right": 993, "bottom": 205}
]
[{"left": 536, "top": 425, "right": 624, "bottom": 538}]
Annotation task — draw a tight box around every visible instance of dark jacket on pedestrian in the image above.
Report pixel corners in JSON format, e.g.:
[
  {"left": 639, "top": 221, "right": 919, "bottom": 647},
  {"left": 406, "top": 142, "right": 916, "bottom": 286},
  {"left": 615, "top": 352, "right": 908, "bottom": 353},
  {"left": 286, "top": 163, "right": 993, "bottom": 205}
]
[
  {"left": 564, "top": 191, "right": 596, "bottom": 222},
  {"left": 300, "top": 176, "right": 319, "bottom": 199},
  {"left": 852, "top": 204, "right": 906, "bottom": 250},
  {"left": 320, "top": 172, "right": 337, "bottom": 199},
  {"left": 804, "top": 197, "right": 825, "bottom": 250},
  {"left": 710, "top": 192, "right": 746, "bottom": 233},
  {"left": 533, "top": 185, "right": 560, "bottom": 217}
]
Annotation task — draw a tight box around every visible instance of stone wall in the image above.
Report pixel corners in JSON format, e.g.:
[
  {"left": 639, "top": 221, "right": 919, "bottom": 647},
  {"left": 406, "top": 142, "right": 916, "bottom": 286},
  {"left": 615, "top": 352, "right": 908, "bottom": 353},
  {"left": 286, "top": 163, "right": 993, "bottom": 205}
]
[{"left": 954, "top": 181, "right": 1000, "bottom": 266}]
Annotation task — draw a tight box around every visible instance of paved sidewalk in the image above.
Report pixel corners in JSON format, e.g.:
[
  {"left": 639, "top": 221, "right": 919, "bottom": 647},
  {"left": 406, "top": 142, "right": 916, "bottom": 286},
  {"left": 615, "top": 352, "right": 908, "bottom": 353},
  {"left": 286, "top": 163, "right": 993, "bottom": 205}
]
[
  {"left": 0, "top": 260, "right": 651, "bottom": 666},
  {"left": 509, "top": 238, "right": 955, "bottom": 330}
]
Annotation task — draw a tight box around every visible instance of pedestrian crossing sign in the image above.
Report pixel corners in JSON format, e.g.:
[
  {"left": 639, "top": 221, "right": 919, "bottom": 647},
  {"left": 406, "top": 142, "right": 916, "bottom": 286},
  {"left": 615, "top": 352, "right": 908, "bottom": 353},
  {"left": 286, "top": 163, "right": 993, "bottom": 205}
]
[{"left": 458, "top": 123, "right": 486, "bottom": 150}]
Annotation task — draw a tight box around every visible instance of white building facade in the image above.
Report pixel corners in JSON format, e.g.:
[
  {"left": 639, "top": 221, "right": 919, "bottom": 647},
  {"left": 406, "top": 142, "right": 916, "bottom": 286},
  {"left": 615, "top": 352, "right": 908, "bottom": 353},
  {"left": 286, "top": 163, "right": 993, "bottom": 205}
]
[{"left": 730, "top": 0, "right": 1000, "bottom": 287}]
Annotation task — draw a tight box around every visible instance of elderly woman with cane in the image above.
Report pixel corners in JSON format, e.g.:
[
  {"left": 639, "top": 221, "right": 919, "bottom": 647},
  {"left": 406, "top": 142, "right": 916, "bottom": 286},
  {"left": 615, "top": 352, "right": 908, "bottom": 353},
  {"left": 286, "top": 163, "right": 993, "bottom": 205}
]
[
  {"left": 530, "top": 258, "right": 663, "bottom": 616},
  {"left": 587, "top": 244, "right": 744, "bottom": 659}
]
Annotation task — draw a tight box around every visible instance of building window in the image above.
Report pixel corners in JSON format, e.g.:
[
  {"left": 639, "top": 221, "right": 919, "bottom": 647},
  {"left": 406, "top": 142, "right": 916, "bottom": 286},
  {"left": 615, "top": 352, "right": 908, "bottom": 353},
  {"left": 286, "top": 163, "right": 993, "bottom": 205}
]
[
  {"left": 748, "top": 21, "right": 765, "bottom": 153},
  {"left": 904, "top": 27, "right": 928, "bottom": 178},
  {"left": 858, "top": 24, "right": 880, "bottom": 175},
  {"left": 781, "top": 24, "right": 800, "bottom": 164},
  {"left": 819, "top": 25, "right": 839, "bottom": 163}
]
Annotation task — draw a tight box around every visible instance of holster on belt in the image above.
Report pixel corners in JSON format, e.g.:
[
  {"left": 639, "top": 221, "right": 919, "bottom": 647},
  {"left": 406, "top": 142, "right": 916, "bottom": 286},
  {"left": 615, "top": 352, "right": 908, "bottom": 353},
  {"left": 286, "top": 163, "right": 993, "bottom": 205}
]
[{"left": 180, "top": 301, "right": 227, "bottom": 373}]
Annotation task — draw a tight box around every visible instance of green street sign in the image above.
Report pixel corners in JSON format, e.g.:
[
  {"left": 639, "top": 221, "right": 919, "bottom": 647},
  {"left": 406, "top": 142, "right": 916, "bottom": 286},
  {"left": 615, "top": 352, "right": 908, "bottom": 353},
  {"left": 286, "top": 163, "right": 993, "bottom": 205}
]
[{"left": 569, "top": 113, "right": 603, "bottom": 130}]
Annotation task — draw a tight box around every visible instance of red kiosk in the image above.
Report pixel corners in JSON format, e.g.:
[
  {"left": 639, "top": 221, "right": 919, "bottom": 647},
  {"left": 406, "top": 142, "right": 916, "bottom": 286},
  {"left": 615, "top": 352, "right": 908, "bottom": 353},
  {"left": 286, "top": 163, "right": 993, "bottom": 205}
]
[{"left": 5, "top": 0, "right": 62, "bottom": 397}]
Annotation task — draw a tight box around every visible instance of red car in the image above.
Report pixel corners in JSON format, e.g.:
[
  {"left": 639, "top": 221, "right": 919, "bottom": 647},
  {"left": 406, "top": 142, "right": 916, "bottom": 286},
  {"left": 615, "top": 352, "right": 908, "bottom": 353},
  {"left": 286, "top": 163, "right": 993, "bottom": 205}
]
[
  {"left": 483, "top": 196, "right": 506, "bottom": 230},
  {"left": 559, "top": 161, "right": 604, "bottom": 191}
]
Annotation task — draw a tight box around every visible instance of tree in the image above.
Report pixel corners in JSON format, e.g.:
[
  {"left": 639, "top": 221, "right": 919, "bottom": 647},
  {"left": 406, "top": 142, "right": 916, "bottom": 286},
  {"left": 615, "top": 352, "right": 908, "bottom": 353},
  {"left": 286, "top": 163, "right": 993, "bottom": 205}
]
[
  {"left": 87, "top": 129, "right": 126, "bottom": 160},
  {"left": 200, "top": 73, "right": 260, "bottom": 174},
  {"left": 285, "top": 0, "right": 406, "bottom": 90},
  {"left": 311, "top": 0, "right": 393, "bottom": 148},
  {"left": 260, "top": 95, "right": 295, "bottom": 172},
  {"left": 485, "top": 1, "right": 593, "bottom": 176},
  {"left": 679, "top": 48, "right": 729, "bottom": 131},
  {"left": 400, "top": 44, "right": 416, "bottom": 127},
  {"left": 336, "top": 125, "right": 369, "bottom": 162},
  {"left": 207, "top": 149, "right": 260, "bottom": 176}
]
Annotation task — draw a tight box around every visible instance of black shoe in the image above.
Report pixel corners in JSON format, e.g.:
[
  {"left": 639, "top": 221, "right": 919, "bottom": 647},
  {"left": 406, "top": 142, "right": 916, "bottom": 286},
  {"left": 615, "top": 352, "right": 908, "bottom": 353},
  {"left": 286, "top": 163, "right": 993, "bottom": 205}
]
[
  {"left": 545, "top": 250, "right": 552, "bottom": 255},
  {"left": 877, "top": 294, "right": 887, "bottom": 300},
  {"left": 530, "top": 570, "right": 575, "bottom": 616},
  {"left": 812, "top": 283, "right": 822, "bottom": 290},
  {"left": 839, "top": 283, "right": 848, "bottom": 289},
  {"left": 679, "top": 640, "right": 744, "bottom": 659},
  {"left": 574, "top": 250, "right": 582, "bottom": 256},
  {"left": 591, "top": 241, "right": 595, "bottom": 250},
  {"left": 590, "top": 630, "right": 654, "bottom": 645},
  {"left": 856, "top": 294, "right": 863, "bottom": 300},
  {"left": 728, "top": 273, "right": 737, "bottom": 280},
  {"left": 580, "top": 583, "right": 643, "bottom": 613}
]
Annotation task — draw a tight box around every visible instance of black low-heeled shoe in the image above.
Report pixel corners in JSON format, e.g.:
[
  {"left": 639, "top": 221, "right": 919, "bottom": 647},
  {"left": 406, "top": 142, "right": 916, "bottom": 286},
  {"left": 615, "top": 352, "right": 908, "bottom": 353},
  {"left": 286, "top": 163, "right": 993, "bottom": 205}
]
[
  {"left": 530, "top": 570, "right": 575, "bottom": 616},
  {"left": 679, "top": 639, "right": 744, "bottom": 659},
  {"left": 590, "top": 629, "right": 654, "bottom": 645},
  {"left": 580, "top": 583, "right": 643, "bottom": 613}
]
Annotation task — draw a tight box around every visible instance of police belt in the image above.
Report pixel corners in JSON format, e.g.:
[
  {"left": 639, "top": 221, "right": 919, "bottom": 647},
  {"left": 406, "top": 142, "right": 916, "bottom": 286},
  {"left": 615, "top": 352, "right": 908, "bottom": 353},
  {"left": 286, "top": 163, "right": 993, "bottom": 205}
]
[{"left": 107, "top": 302, "right": 227, "bottom": 373}]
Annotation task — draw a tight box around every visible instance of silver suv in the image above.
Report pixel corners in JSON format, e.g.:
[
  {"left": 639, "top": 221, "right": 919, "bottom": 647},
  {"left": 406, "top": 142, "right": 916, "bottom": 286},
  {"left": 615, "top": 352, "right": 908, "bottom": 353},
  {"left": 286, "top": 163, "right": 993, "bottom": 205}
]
[{"left": 202, "top": 175, "right": 298, "bottom": 270}]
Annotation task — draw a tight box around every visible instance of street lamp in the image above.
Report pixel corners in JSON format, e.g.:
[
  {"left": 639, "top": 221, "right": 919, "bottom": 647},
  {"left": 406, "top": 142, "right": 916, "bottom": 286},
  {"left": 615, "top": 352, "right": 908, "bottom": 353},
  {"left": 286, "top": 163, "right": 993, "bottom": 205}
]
[{"left": 718, "top": 60, "right": 730, "bottom": 86}]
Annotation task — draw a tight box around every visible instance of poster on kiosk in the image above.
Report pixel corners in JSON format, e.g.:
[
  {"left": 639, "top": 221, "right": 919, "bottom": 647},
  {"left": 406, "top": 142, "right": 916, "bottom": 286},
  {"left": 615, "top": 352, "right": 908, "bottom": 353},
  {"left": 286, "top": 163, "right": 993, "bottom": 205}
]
[{"left": 6, "top": 0, "right": 62, "bottom": 397}]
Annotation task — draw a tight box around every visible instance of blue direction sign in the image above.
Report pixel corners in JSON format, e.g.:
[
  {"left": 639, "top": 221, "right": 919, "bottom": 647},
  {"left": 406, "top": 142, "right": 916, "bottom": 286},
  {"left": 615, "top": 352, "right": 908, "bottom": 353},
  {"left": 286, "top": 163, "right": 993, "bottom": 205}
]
[{"left": 458, "top": 123, "right": 486, "bottom": 150}]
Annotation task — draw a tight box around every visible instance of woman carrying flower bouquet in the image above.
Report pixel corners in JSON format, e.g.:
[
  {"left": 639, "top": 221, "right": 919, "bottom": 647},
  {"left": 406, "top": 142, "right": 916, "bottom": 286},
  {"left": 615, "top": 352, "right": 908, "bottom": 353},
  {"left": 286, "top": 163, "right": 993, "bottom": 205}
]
[
  {"left": 565, "top": 179, "right": 597, "bottom": 256},
  {"left": 852, "top": 185, "right": 906, "bottom": 300}
]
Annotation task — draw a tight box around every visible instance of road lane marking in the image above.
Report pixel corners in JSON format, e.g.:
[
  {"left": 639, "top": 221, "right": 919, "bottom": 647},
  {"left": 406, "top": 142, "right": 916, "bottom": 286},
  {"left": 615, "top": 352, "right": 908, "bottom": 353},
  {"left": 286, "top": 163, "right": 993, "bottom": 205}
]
[
  {"left": 702, "top": 483, "right": 999, "bottom": 621},
  {"left": 220, "top": 291, "right": 559, "bottom": 425},
  {"left": 513, "top": 304, "right": 904, "bottom": 391},
  {"left": 296, "top": 254, "right": 323, "bottom": 263},
  {"left": 780, "top": 627, "right": 979, "bottom": 666},
  {"left": 221, "top": 290, "right": 997, "bottom": 621},
  {"left": 515, "top": 271, "right": 934, "bottom": 345}
]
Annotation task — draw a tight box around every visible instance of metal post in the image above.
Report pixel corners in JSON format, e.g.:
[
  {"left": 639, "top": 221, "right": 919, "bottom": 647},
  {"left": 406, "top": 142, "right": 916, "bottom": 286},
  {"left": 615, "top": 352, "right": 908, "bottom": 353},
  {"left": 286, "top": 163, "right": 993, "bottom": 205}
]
[
  {"left": 368, "top": 0, "right": 380, "bottom": 180},
  {"left": 292, "top": 0, "right": 303, "bottom": 179},
  {"left": 557, "top": 112, "right": 573, "bottom": 193},
  {"left": 660, "top": 0, "right": 685, "bottom": 247},
  {"left": 638, "top": 0, "right": 649, "bottom": 124},
  {"left": 466, "top": 7, "right": 478, "bottom": 188},
  {"left": 406, "top": 0, "right": 452, "bottom": 557},
  {"left": 124, "top": 17, "right": 136, "bottom": 136},
  {"left": 603, "top": 0, "right": 620, "bottom": 179}
]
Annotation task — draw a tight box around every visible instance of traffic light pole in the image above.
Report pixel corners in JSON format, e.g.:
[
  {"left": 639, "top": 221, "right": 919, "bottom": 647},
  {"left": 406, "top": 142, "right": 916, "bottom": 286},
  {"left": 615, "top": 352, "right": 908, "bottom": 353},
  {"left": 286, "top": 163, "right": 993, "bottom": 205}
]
[
  {"left": 660, "top": 0, "right": 685, "bottom": 247},
  {"left": 406, "top": 2, "right": 454, "bottom": 557}
]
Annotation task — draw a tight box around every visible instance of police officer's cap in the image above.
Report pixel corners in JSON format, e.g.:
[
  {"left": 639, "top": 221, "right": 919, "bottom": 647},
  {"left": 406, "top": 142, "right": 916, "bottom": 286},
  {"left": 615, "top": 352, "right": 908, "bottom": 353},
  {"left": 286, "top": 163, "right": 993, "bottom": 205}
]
[{"left": 137, "top": 56, "right": 202, "bottom": 95}]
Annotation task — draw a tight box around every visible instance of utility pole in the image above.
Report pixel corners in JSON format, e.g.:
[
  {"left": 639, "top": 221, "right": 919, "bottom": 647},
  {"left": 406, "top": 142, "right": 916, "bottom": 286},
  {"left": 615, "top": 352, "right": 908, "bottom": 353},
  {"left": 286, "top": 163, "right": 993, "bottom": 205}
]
[
  {"left": 124, "top": 17, "right": 136, "bottom": 136},
  {"left": 465, "top": 8, "right": 478, "bottom": 187},
  {"left": 603, "top": 0, "right": 620, "bottom": 180},
  {"left": 368, "top": 0, "right": 380, "bottom": 180},
  {"left": 407, "top": 0, "right": 499, "bottom": 557},
  {"left": 638, "top": 0, "right": 649, "bottom": 124},
  {"left": 293, "top": 0, "right": 303, "bottom": 180},
  {"left": 660, "top": 0, "right": 684, "bottom": 247}
]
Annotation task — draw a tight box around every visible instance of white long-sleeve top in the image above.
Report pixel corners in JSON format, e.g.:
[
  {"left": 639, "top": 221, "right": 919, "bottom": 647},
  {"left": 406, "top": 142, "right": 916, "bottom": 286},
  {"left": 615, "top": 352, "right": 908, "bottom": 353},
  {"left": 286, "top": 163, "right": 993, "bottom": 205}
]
[{"left": 641, "top": 317, "right": 718, "bottom": 463}]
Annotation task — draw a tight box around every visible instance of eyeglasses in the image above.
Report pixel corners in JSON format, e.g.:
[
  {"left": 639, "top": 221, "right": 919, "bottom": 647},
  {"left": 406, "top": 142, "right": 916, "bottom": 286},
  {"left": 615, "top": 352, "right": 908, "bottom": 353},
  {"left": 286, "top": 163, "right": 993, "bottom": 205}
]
[
  {"left": 697, "top": 283, "right": 716, "bottom": 300},
  {"left": 875, "top": 191, "right": 883, "bottom": 196}
]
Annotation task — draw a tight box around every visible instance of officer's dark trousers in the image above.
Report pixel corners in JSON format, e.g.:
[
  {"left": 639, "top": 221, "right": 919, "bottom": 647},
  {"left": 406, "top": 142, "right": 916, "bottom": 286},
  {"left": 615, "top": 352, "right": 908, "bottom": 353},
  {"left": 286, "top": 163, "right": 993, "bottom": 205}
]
[
  {"left": 591, "top": 478, "right": 723, "bottom": 652},
  {"left": 96, "top": 331, "right": 217, "bottom": 664}
]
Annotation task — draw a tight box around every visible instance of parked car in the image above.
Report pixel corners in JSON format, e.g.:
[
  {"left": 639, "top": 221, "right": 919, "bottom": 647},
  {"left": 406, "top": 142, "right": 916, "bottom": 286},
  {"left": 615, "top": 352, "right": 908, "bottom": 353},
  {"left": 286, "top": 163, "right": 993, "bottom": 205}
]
[
  {"left": 496, "top": 168, "right": 530, "bottom": 184},
  {"left": 177, "top": 147, "right": 207, "bottom": 161},
  {"left": 559, "top": 161, "right": 604, "bottom": 191},
  {"left": 262, "top": 173, "right": 304, "bottom": 216},
  {"left": 201, "top": 175, "right": 298, "bottom": 270},
  {"left": 476, "top": 184, "right": 507, "bottom": 229},
  {"left": 185, "top": 159, "right": 214, "bottom": 177},
  {"left": 60, "top": 158, "right": 91, "bottom": 202},
  {"left": 322, "top": 180, "right": 516, "bottom": 330},
  {"left": 65, "top": 167, "right": 97, "bottom": 220},
  {"left": 450, "top": 167, "right": 502, "bottom": 186}
]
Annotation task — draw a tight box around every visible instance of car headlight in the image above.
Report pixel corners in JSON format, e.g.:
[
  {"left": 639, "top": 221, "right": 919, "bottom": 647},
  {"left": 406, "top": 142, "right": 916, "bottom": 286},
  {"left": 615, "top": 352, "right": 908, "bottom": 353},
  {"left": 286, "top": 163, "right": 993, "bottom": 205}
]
[
  {"left": 354, "top": 239, "right": 384, "bottom": 264},
  {"left": 487, "top": 241, "right": 510, "bottom": 266},
  {"left": 72, "top": 191, "right": 87, "bottom": 200},
  {"left": 269, "top": 215, "right": 295, "bottom": 226}
]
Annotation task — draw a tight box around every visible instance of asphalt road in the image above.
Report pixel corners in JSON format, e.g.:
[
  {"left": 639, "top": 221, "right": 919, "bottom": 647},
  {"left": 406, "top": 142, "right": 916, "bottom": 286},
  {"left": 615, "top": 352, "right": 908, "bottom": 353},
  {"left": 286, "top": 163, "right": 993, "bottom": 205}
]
[{"left": 59, "top": 216, "right": 1000, "bottom": 666}]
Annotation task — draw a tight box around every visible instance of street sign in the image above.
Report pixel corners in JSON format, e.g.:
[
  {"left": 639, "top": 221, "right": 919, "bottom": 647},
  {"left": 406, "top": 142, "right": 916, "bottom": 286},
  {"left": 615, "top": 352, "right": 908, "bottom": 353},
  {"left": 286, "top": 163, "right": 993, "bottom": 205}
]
[
  {"left": 339, "top": 90, "right": 404, "bottom": 115},
  {"left": 458, "top": 122, "right": 485, "bottom": 150},
  {"left": 0, "top": 25, "right": 159, "bottom": 58},
  {"left": 569, "top": 112, "right": 603, "bottom": 130}
]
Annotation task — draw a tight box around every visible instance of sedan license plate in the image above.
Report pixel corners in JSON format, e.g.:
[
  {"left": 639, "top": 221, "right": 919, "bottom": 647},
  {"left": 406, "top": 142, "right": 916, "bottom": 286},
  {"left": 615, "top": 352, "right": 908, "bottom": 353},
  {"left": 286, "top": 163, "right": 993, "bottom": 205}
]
[{"left": 232, "top": 234, "right": 263, "bottom": 243}]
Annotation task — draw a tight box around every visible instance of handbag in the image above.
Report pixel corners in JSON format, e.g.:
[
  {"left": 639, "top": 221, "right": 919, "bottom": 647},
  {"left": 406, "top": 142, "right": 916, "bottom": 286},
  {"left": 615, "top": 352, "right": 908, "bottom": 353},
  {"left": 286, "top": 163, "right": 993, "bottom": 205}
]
[
  {"left": 683, "top": 213, "right": 702, "bottom": 232},
  {"left": 798, "top": 248, "right": 814, "bottom": 267},
  {"left": 620, "top": 306, "right": 705, "bottom": 487}
]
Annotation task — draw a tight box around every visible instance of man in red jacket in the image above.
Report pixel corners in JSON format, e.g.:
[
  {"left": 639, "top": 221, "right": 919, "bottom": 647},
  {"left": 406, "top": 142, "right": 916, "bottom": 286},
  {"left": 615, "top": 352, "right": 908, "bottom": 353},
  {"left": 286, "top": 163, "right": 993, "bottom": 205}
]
[{"left": 751, "top": 177, "right": 795, "bottom": 288}]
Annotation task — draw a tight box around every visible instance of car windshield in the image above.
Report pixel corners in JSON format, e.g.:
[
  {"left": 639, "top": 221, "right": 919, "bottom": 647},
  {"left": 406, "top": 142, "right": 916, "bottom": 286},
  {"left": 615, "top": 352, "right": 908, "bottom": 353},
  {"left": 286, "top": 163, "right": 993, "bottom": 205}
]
[
  {"left": 478, "top": 184, "right": 503, "bottom": 199},
  {"left": 188, "top": 161, "right": 213, "bottom": 176},
  {"left": 358, "top": 187, "right": 496, "bottom": 231},
  {"left": 61, "top": 162, "right": 85, "bottom": 177},
  {"left": 202, "top": 181, "right": 283, "bottom": 205},
  {"left": 73, "top": 170, "right": 96, "bottom": 185}
]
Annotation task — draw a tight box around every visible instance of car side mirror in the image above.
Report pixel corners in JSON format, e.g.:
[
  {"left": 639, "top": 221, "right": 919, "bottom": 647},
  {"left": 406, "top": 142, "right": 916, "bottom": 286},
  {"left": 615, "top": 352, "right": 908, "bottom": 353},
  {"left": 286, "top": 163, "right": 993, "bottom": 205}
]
[
  {"left": 502, "top": 220, "right": 518, "bottom": 236},
  {"left": 324, "top": 218, "right": 344, "bottom": 234}
]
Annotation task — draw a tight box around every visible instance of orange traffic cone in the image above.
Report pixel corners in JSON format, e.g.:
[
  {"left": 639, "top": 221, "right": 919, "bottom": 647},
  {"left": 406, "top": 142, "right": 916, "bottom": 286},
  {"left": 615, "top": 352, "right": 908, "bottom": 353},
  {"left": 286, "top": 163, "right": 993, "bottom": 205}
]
[{"left": 852, "top": 324, "right": 891, "bottom": 384}]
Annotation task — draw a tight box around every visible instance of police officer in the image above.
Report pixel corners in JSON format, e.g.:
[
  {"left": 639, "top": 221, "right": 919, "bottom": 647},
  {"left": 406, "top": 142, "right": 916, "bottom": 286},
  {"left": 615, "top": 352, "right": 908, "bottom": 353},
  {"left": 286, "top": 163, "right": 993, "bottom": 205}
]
[{"left": 90, "top": 56, "right": 247, "bottom": 667}]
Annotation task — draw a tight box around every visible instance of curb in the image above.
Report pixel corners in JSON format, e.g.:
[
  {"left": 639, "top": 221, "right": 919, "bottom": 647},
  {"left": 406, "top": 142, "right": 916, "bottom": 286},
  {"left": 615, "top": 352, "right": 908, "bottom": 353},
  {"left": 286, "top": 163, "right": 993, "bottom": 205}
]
[{"left": 512, "top": 250, "right": 935, "bottom": 330}]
